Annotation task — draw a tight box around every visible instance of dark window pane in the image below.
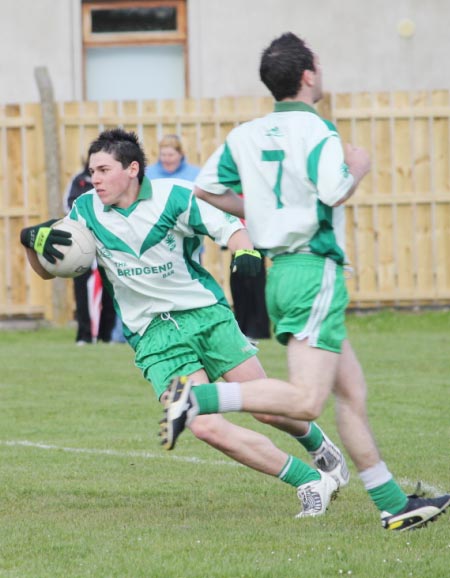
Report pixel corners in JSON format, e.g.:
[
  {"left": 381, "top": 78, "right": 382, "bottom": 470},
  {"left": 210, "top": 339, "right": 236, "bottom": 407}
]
[{"left": 91, "top": 7, "right": 177, "bottom": 33}]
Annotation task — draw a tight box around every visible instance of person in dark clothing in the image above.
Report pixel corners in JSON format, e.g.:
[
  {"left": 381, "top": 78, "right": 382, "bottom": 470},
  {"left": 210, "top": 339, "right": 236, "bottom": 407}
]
[
  {"left": 229, "top": 194, "right": 271, "bottom": 340},
  {"left": 65, "top": 162, "right": 116, "bottom": 344},
  {"left": 230, "top": 255, "right": 270, "bottom": 340}
]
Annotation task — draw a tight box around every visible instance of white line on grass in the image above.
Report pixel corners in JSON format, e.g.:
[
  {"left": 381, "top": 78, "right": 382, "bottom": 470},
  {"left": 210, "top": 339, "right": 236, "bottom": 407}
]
[
  {"left": 397, "top": 478, "right": 447, "bottom": 497},
  {"left": 2, "top": 440, "right": 446, "bottom": 495},
  {"left": 0, "top": 439, "right": 239, "bottom": 468}
]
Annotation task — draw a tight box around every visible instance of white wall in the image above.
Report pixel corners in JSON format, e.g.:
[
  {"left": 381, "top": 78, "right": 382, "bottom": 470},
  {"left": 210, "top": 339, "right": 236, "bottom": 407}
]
[
  {"left": 0, "top": 0, "right": 448, "bottom": 105},
  {"left": 188, "top": 0, "right": 450, "bottom": 97},
  {"left": 0, "top": 0, "right": 82, "bottom": 104}
]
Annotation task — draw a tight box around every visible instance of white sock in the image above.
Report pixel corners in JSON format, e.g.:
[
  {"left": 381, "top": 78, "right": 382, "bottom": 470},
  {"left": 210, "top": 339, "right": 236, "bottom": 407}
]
[
  {"left": 359, "top": 461, "right": 393, "bottom": 490},
  {"left": 217, "top": 381, "right": 242, "bottom": 413}
]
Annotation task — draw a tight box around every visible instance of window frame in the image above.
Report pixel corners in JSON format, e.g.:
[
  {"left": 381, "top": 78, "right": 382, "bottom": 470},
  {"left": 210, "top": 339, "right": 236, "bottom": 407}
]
[{"left": 82, "top": 0, "right": 187, "bottom": 47}]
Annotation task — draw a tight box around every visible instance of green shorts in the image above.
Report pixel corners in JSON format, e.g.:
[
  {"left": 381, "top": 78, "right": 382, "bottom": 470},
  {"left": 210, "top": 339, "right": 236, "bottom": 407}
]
[
  {"left": 266, "top": 253, "right": 349, "bottom": 352},
  {"left": 134, "top": 304, "right": 258, "bottom": 399}
]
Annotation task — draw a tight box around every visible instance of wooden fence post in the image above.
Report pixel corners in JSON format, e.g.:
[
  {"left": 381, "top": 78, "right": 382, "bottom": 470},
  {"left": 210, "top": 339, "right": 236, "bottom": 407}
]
[{"left": 34, "top": 66, "right": 68, "bottom": 326}]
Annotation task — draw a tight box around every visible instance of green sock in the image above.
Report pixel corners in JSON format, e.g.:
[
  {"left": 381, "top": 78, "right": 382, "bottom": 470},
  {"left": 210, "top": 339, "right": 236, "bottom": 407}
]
[
  {"left": 368, "top": 479, "right": 408, "bottom": 514},
  {"left": 295, "top": 422, "right": 324, "bottom": 452},
  {"left": 277, "top": 455, "right": 321, "bottom": 488},
  {"left": 191, "top": 384, "right": 219, "bottom": 414}
]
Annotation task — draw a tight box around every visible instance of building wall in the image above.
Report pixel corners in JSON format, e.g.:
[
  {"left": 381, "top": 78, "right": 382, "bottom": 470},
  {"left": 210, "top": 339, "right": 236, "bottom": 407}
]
[
  {"left": 0, "top": 0, "right": 82, "bottom": 104},
  {"left": 188, "top": 0, "right": 450, "bottom": 97},
  {"left": 0, "top": 0, "right": 448, "bottom": 105}
]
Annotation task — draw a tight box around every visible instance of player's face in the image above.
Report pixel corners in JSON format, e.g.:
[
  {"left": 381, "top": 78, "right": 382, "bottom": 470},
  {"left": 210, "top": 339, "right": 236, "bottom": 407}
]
[
  {"left": 89, "top": 151, "right": 139, "bottom": 208},
  {"left": 159, "top": 146, "right": 182, "bottom": 173}
]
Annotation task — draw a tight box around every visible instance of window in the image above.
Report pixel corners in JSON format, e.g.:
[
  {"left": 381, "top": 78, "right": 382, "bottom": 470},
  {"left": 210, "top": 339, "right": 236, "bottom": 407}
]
[
  {"left": 91, "top": 6, "right": 177, "bottom": 34},
  {"left": 82, "top": 1, "right": 186, "bottom": 45},
  {"left": 82, "top": 1, "right": 188, "bottom": 99}
]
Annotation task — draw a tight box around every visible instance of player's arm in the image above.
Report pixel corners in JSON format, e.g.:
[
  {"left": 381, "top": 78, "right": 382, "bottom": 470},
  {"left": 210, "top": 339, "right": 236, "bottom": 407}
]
[
  {"left": 310, "top": 121, "right": 370, "bottom": 207},
  {"left": 227, "top": 228, "right": 253, "bottom": 252},
  {"left": 194, "top": 141, "right": 245, "bottom": 218},
  {"left": 194, "top": 186, "right": 245, "bottom": 219},
  {"left": 333, "top": 144, "right": 371, "bottom": 206},
  {"left": 20, "top": 219, "right": 72, "bottom": 280},
  {"left": 188, "top": 195, "right": 261, "bottom": 276}
]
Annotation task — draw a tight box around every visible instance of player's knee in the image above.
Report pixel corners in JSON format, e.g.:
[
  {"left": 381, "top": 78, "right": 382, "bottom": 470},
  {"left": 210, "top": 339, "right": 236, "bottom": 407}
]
[
  {"left": 335, "top": 377, "right": 367, "bottom": 407},
  {"left": 254, "top": 399, "right": 323, "bottom": 422},
  {"left": 252, "top": 413, "right": 285, "bottom": 427},
  {"left": 189, "top": 414, "right": 224, "bottom": 444},
  {"left": 291, "top": 390, "right": 327, "bottom": 421}
]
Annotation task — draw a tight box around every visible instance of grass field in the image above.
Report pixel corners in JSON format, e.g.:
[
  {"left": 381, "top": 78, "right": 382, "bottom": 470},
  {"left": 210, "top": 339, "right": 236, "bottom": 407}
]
[{"left": 1, "top": 311, "right": 449, "bottom": 578}]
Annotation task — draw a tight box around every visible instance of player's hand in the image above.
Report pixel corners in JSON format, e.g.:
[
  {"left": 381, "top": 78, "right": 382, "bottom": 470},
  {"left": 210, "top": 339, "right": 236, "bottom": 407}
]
[
  {"left": 344, "top": 143, "right": 371, "bottom": 181},
  {"left": 231, "top": 249, "right": 262, "bottom": 277},
  {"left": 20, "top": 219, "right": 72, "bottom": 264}
]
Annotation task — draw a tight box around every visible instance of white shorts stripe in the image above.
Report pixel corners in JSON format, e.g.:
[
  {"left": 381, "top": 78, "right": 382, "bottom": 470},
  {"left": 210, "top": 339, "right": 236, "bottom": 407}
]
[{"left": 294, "top": 258, "right": 336, "bottom": 346}]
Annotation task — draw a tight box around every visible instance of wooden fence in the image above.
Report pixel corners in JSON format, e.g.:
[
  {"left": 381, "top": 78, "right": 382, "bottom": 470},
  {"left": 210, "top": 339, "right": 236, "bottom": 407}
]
[
  {"left": 1, "top": 91, "right": 449, "bottom": 323},
  {"left": 334, "top": 90, "right": 450, "bottom": 307}
]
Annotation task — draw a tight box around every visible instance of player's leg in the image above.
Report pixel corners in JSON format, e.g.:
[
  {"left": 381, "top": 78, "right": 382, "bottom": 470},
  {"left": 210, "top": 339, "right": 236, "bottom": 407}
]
[
  {"left": 162, "top": 258, "right": 348, "bottom": 432},
  {"left": 164, "top": 367, "right": 284, "bottom": 473},
  {"left": 243, "top": 345, "right": 349, "bottom": 488},
  {"left": 226, "top": 355, "right": 345, "bottom": 513},
  {"left": 159, "top": 292, "right": 346, "bottom": 509},
  {"left": 159, "top": 364, "right": 337, "bottom": 517},
  {"left": 199, "top": 305, "right": 340, "bottom": 492},
  {"left": 253, "top": 412, "right": 349, "bottom": 487},
  {"left": 162, "top": 357, "right": 339, "bottom": 517},
  {"left": 333, "top": 340, "right": 380, "bottom": 470},
  {"left": 222, "top": 349, "right": 335, "bottom": 439},
  {"left": 191, "top": 337, "right": 338, "bottom": 420},
  {"left": 138, "top": 311, "right": 311, "bottom": 481},
  {"left": 213, "top": 253, "right": 346, "bottom": 420},
  {"left": 158, "top": 308, "right": 342, "bottom": 516},
  {"left": 152, "top": 307, "right": 340, "bottom": 517},
  {"left": 335, "top": 339, "right": 450, "bottom": 530}
]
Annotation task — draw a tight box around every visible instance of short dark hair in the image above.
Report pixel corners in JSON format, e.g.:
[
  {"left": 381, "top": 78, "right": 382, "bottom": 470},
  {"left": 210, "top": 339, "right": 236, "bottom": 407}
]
[
  {"left": 259, "top": 32, "right": 315, "bottom": 101},
  {"left": 88, "top": 128, "right": 147, "bottom": 183}
]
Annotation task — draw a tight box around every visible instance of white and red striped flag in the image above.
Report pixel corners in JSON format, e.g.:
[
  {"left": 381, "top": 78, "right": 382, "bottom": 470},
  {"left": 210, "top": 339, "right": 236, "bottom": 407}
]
[{"left": 87, "top": 263, "right": 102, "bottom": 342}]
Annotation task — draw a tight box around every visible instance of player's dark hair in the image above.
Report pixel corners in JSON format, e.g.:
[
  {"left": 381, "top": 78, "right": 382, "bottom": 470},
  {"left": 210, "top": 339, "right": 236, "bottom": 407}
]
[
  {"left": 259, "top": 32, "right": 315, "bottom": 101},
  {"left": 88, "top": 128, "right": 147, "bottom": 183}
]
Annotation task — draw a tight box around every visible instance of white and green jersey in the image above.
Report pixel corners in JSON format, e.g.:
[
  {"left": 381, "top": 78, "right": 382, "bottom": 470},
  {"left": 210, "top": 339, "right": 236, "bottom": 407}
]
[
  {"left": 196, "top": 101, "right": 354, "bottom": 264},
  {"left": 67, "top": 177, "right": 243, "bottom": 348}
]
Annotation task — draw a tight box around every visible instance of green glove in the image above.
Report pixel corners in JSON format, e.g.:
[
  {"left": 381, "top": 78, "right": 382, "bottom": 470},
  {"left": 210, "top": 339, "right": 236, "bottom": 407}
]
[
  {"left": 231, "top": 249, "right": 262, "bottom": 277},
  {"left": 20, "top": 219, "right": 72, "bottom": 264}
]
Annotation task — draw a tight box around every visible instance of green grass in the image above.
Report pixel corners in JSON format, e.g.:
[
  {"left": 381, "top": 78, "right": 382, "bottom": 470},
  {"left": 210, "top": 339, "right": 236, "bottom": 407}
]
[{"left": 0, "top": 311, "right": 449, "bottom": 577}]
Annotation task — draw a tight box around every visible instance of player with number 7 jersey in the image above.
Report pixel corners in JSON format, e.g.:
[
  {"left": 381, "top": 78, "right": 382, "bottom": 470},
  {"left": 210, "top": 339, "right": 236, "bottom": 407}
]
[
  {"left": 186, "top": 32, "right": 450, "bottom": 531},
  {"left": 196, "top": 101, "right": 352, "bottom": 264}
]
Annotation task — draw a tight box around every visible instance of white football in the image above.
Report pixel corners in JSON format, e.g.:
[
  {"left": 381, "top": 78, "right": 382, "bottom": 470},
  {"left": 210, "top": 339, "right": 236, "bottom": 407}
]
[{"left": 37, "top": 219, "right": 96, "bottom": 278}]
